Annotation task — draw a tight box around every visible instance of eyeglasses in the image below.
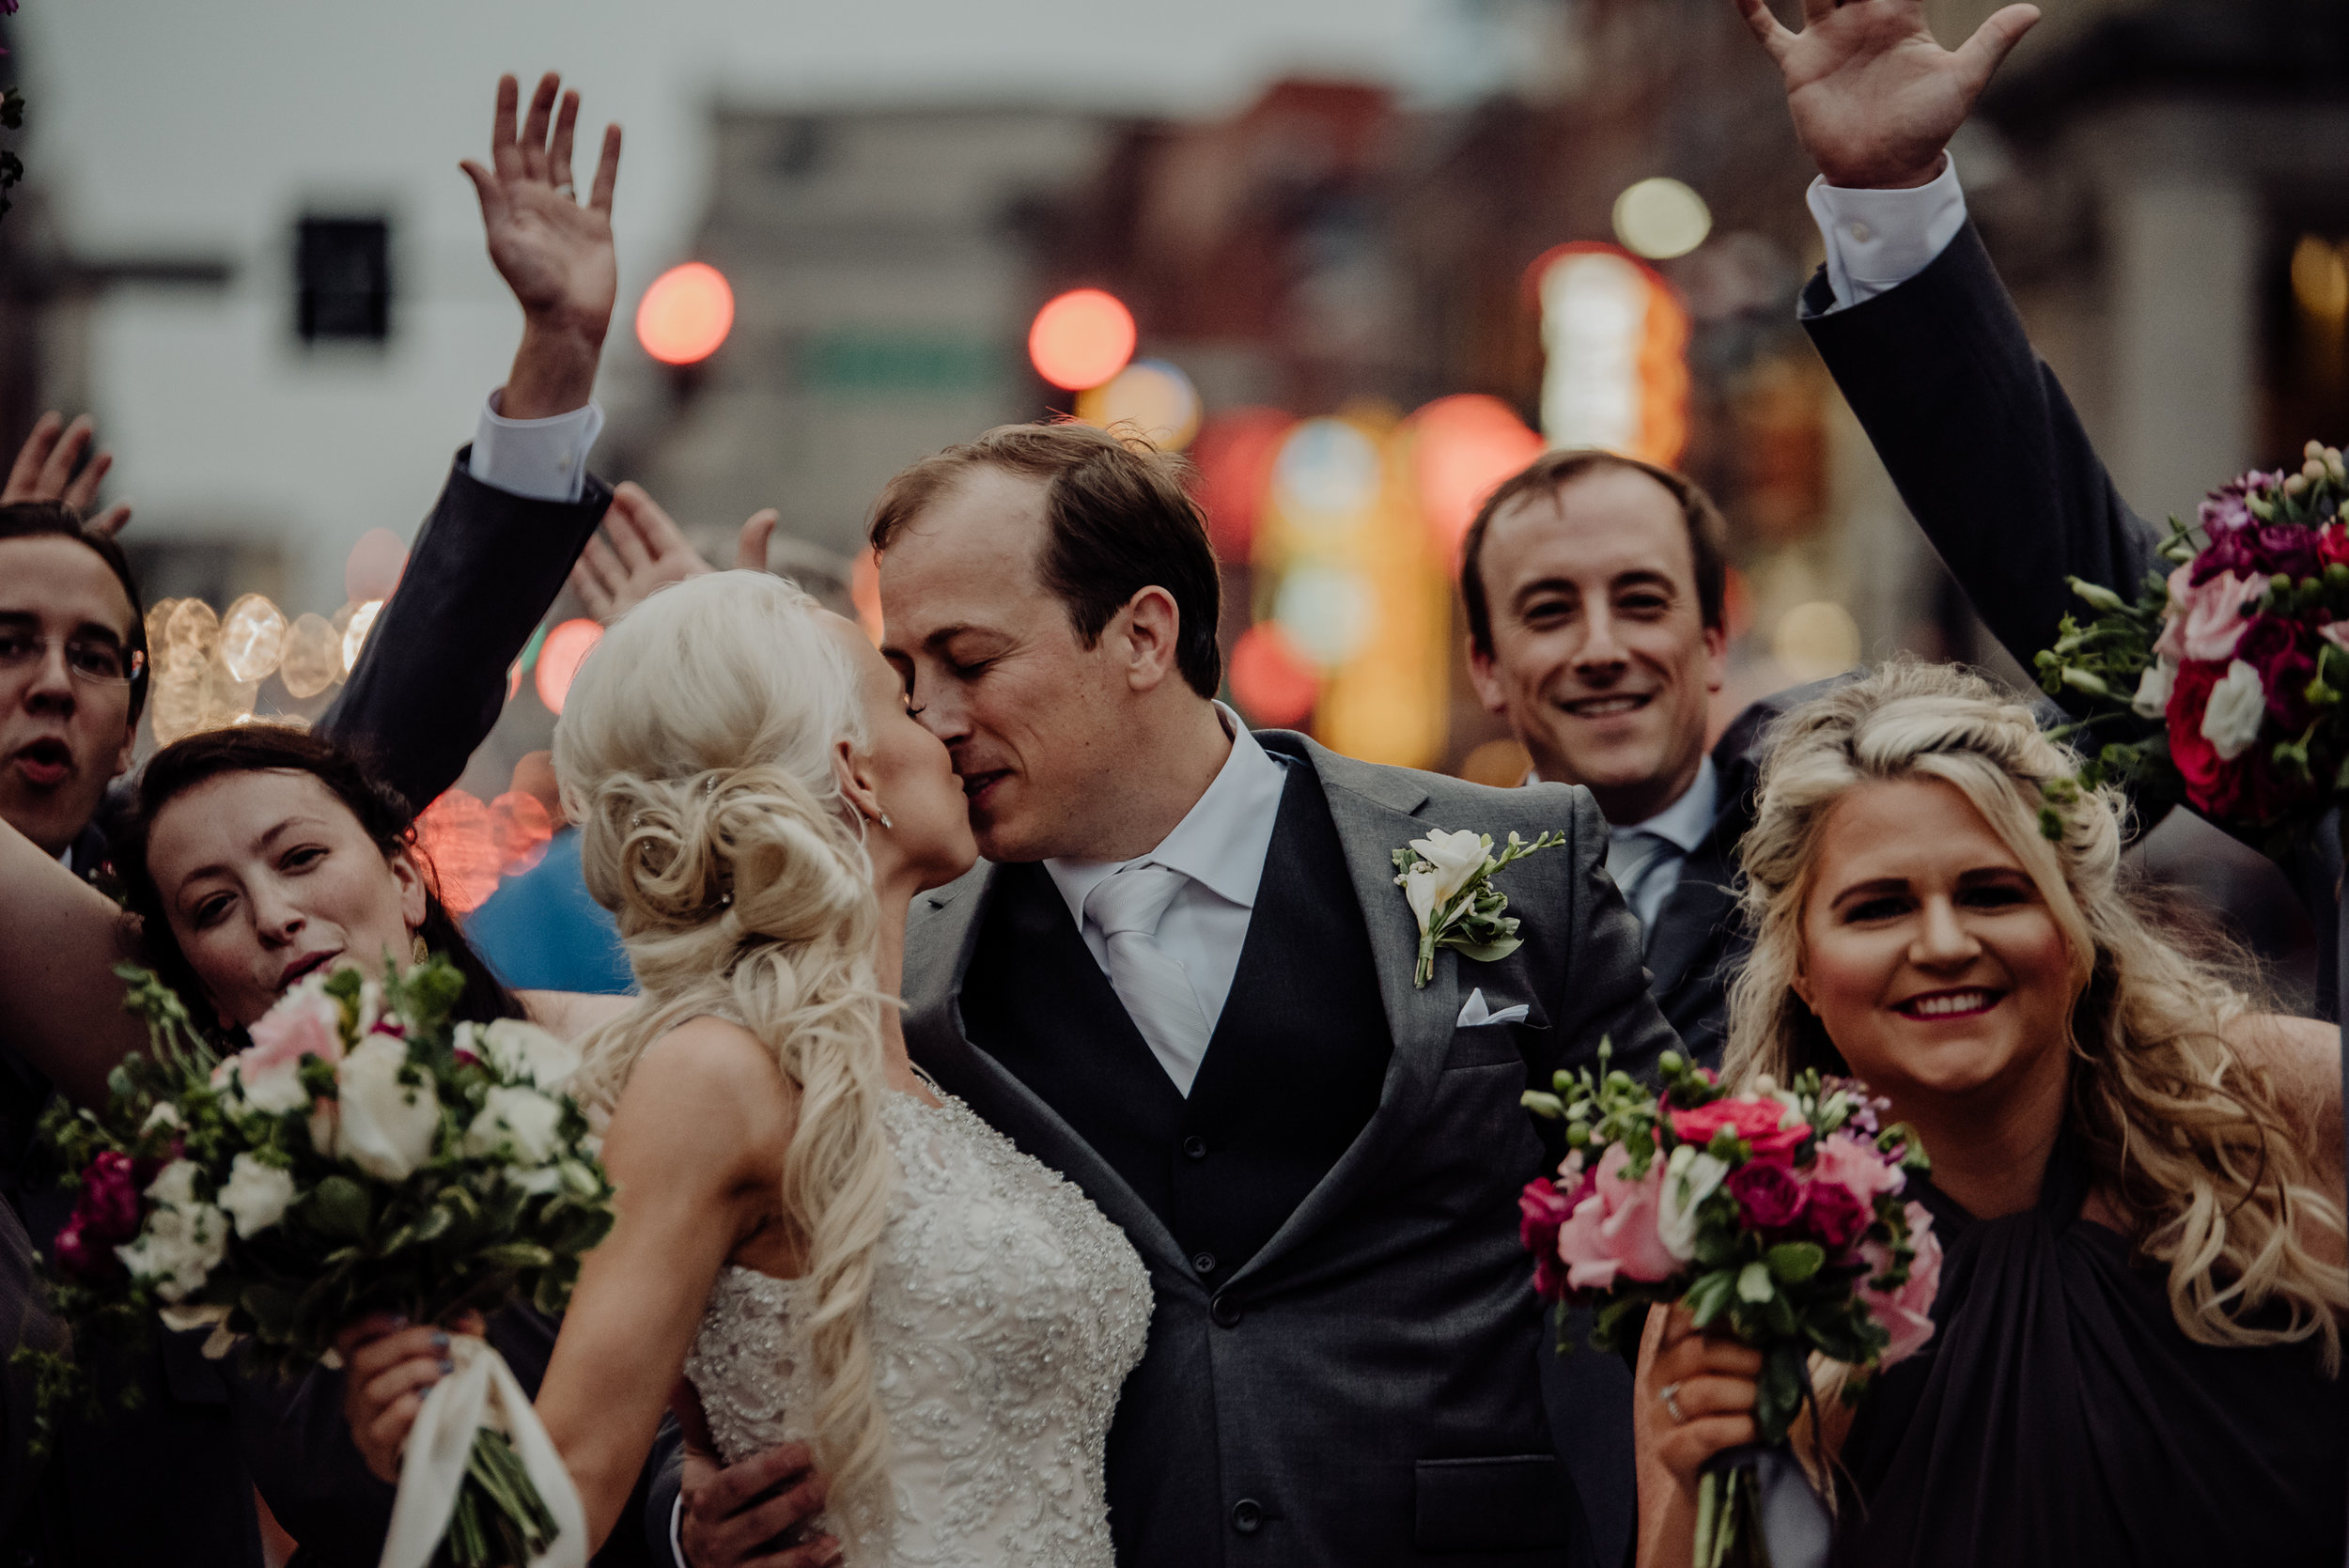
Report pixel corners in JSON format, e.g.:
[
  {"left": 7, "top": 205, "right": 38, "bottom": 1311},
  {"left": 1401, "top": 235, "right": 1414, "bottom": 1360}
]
[{"left": 0, "top": 630, "right": 146, "bottom": 687}]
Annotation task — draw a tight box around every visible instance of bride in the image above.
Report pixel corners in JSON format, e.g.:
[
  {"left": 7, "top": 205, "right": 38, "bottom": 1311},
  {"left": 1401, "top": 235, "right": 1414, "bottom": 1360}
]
[{"left": 342, "top": 570, "right": 1151, "bottom": 1565}]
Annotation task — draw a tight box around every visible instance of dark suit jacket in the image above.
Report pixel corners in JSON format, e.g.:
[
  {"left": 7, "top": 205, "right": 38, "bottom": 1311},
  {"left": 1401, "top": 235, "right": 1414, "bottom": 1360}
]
[
  {"left": 0, "top": 448, "right": 613, "bottom": 1568},
  {"left": 887, "top": 735, "right": 1676, "bottom": 1567}
]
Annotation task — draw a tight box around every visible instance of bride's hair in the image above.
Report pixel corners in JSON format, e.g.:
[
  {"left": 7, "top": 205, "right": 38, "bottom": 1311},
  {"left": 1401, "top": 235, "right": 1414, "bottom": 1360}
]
[
  {"left": 1724, "top": 660, "right": 2346, "bottom": 1371},
  {"left": 554, "top": 571, "right": 897, "bottom": 1542}
]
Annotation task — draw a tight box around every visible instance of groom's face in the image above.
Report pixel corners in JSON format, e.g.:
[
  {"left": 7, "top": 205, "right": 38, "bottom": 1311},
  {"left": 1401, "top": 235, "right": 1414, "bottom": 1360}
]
[{"left": 878, "top": 466, "right": 1131, "bottom": 862}]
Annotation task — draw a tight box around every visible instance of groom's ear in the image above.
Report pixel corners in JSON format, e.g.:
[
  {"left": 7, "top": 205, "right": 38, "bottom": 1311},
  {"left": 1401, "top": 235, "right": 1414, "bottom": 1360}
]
[{"left": 1116, "top": 585, "right": 1183, "bottom": 694}]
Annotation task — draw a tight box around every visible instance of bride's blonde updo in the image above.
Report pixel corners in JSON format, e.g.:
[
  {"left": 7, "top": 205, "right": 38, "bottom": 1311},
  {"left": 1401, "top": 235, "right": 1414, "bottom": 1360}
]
[
  {"left": 553, "top": 570, "right": 896, "bottom": 1542},
  {"left": 1724, "top": 660, "right": 2346, "bottom": 1370}
]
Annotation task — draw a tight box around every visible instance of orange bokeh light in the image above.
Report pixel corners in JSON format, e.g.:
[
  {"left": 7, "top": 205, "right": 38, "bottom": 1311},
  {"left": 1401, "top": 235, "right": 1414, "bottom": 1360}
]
[
  {"left": 415, "top": 789, "right": 502, "bottom": 914},
  {"left": 535, "top": 617, "right": 603, "bottom": 715},
  {"left": 490, "top": 790, "right": 554, "bottom": 877},
  {"left": 635, "top": 262, "right": 736, "bottom": 365},
  {"left": 1028, "top": 288, "right": 1136, "bottom": 391},
  {"left": 1190, "top": 408, "right": 1296, "bottom": 562},
  {"left": 1229, "top": 621, "right": 1321, "bottom": 729},
  {"left": 1408, "top": 395, "right": 1547, "bottom": 563}
]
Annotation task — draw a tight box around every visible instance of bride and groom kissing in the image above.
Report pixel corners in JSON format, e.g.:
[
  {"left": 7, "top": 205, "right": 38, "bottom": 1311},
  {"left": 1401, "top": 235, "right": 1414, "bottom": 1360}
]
[{"left": 339, "top": 416, "right": 1675, "bottom": 1567}]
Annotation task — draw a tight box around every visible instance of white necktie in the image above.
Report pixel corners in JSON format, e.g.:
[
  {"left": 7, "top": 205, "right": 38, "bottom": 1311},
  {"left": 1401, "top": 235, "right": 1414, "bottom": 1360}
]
[{"left": 1083, "top": 863, "right": 1214, "bottom": 1095}]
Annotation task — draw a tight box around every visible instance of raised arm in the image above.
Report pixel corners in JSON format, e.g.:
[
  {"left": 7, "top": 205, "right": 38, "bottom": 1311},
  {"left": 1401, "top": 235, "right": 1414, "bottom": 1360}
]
[
  {"left": 1734, "top": 0, "right": 2165, "bottom": 689},
  {"left": 319, "top": 71, "right": 623, "bottom": 812},
  {"left": 0, "top": 811, "right": 147, "bottom": 1108}
]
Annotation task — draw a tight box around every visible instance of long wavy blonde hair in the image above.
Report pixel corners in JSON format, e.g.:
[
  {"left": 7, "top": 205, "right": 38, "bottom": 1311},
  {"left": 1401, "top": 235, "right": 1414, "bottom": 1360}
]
[
  {"left": 1724, "top": 660, "right": 2346, "bottom": 1371},
  {"left": 553, "top": 571, "right": 898, "bottom": 1543}
]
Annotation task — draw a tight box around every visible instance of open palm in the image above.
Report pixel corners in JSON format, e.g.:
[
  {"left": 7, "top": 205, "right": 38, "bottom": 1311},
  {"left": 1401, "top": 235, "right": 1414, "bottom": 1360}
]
[
  {"left": 463, "top": 73, "right": 620, "bottom": 343},
  {"left": 1733, "top": 0, "right": 2040, "bottom": 188}
]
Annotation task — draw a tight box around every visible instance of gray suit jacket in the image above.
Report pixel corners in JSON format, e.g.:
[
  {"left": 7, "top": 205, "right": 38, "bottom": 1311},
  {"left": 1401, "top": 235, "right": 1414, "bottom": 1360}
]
[{"left": 898, "top": 731, "right": 1679, "bottom": 1567}]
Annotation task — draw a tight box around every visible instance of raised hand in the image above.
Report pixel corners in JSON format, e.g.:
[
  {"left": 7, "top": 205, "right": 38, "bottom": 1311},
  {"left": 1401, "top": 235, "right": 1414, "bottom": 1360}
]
[
  {"left": 5, "top": 412, "right": 132, "bottom": 536},
  {"left": 462, "top": 72, "right": 623, "bottom": 419},
  {"left": 1732, "top": 0, "right": 2040, "bottom": 189},
  {"left": 568, "top": 481, "right": 783, "bottom": 625}
]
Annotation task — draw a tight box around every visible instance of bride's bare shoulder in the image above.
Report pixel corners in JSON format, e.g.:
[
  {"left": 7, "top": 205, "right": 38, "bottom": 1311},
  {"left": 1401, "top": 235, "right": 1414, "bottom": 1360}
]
[{"left": 605, "top": 1017, "right": 798, "bottom": 1169}]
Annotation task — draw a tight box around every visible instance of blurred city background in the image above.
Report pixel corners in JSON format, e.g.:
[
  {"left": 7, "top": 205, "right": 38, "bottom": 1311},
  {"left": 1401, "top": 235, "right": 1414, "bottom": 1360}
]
[{"left": 10, "top": 0, "right": 2349, "bottom": 986}]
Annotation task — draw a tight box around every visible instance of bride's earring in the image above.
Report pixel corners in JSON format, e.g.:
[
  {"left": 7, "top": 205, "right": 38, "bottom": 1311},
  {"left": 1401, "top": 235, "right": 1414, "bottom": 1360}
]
[
  {"left": 412, "top": 932, "right": 428, "bottom": 964},
  {"left": 879, "top": 811, "right": 894, "bottom": 831}
]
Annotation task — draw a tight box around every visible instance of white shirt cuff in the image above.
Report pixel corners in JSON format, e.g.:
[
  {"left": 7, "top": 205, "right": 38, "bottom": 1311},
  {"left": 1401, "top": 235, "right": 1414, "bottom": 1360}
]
[
  {"left": 669, "top": 1493, "right": 688, "bottom": 1568},
  {"left": 467, "top": 390, "right": 605, "bottom": 504},
  {"left": 1805, "top": 153, "right": 1968, "bottom": 314}
]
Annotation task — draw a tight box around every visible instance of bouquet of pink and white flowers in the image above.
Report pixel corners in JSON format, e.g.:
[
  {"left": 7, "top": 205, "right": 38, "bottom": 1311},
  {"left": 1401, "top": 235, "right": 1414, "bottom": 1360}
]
[
  {"left": 20, "top": 957, "right": 616, "bottom": 1568},
  {"left": 2035, "top": 441, "right": 2349, "bottom": 838},
  {"left": 1519, "top": 1048, "right": 1939, "bottom": 1567}
]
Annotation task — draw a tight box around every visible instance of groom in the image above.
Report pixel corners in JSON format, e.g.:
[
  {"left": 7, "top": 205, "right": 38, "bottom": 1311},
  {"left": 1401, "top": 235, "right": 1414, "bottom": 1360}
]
[{"left": 867, "top": 423, "right": 1674, "bottom": 1565}]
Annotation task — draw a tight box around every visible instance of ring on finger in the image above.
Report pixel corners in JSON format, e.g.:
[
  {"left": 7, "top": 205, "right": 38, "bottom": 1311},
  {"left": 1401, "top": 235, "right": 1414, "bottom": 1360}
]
[
  {"left": 553, "top": 181, "right": 577, "bottom": 198},
  {"left": 1660, "top": 1381, "right": 1688, "bottom": 1425}
]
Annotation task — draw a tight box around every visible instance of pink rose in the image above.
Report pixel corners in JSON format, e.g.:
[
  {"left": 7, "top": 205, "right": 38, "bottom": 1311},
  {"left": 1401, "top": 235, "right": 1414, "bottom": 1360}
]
[
  {"left": 1554, "top": 1143, "right": 1679, "bottom": 1290},
  {"left": 1670, "top": 1097, "right": 1789, "bottom": 1151},
  {"left": 214, "top": 983, "right": 345, "bottom": 1114},
  {"left": 1812, "top": 1130, "right": 1905, "bottom": 1204},
  {"left": 1796, "top": 1180, "right": 1872, "bottom": 1253},
  {"left": 1724, "top": 1158, "right": 1806, "bottom": 1230},
  {"left": 1859, "top": 1202, "right": 1943, "bottom": 1366},
  {"left": 2154, "top": 567, "right": 2262, "bottom": 664}
]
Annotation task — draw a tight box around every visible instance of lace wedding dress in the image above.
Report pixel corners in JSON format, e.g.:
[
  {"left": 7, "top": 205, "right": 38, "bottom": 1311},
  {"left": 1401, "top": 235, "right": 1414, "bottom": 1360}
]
[{"left": 685, "top": 1090, "right": 1152, "bottom": 1566}]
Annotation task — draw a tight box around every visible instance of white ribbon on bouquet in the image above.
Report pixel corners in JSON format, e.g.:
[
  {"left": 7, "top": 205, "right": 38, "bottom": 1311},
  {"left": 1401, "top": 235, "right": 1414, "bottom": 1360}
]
[{"left": 380, "top": 1335, "right": 587, "bottom": 1568}]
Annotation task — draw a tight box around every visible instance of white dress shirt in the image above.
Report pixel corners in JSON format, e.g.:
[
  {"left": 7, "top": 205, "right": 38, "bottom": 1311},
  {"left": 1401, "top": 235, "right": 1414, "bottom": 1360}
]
[
  {"left": 1042, "top": 702, "right": 1289, "bottom": 1094},
  {"left": 466, "top": 391, "right": 606, "bottom": 503},
  {"left": 1805, "top": 154, "right": 1970, "bottom": 314},
  {"left": 1604, "top": 755, "right": 1718, "bottom": 937}
]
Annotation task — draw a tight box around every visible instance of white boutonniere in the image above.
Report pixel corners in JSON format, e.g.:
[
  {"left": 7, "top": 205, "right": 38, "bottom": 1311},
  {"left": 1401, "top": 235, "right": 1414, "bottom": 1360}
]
[{"left": 1391, "top": 827, "right": 1568, "bottom": 987}]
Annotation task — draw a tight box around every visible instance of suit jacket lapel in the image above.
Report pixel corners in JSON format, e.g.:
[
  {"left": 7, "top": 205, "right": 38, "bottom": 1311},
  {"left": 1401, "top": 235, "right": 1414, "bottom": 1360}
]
[
  {"left": 1227, "top": 734, "right": 1458, "bottom": 1289},
  {"left": 1643, "top": 846, "right": 1735, "bottom": 1000},
  {"left": 902, "top": 862, "right": 1190, "bottom": 1277}
]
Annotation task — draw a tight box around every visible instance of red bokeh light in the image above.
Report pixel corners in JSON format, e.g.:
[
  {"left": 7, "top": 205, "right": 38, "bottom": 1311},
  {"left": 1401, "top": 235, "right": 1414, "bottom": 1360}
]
[
  {"left": 1028, "top": 289, "right": 1136, "bottom": 392},
  {"left": 635, "top": 262, "right": 736, "bottom": 366},
  {"left": 535, "top": 617, "right": 603, "bottom": 715},
  {"left": 1190, "top": 408, "right": 1296, "bottom": 562},
  {"left": 415, "top": 789, "right": 502, "bottom": 915},
  {"left": 344, "top": 528, "right": 409, "bottom": 605},
  {"left": 1408, "top": 395, "right": 1547, "bottom": 563},
  {"left": 490, "top": 790, "right": 554, "bottom": 877},
  {"left": 1229, "top": 621, "right": 1320, "bottom": 728}
]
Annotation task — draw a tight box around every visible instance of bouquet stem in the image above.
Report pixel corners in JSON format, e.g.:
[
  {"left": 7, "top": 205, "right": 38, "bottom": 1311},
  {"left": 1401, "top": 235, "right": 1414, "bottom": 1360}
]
[
  {"left": 445, "top": 1430, "right": 558, "bottom": 1568},
  {"left": 1692, "top": 1457, "right": 1772, "bottom": 1568}
]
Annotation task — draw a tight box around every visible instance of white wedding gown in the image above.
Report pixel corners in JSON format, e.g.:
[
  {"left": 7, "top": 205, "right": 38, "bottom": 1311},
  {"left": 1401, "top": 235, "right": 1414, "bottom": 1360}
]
[{"left": 684, "top": 1089, "right": 1151, "bottom": 1567}]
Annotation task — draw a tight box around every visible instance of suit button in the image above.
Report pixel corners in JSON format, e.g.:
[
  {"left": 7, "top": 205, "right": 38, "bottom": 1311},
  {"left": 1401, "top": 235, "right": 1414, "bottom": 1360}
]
[
  {"left": 1211, "top": 1294, "right": 1242, "bottom": 1327},
  {"left": 1231, "top": 1498, "right": 1264, "bottom": 1533},
  {"left": 1182, "top": 1135, "right": 1207, "bottom": 1160},
  {"left": 1191, "top": 1250, "right": 1218, "bottom": 1275}
]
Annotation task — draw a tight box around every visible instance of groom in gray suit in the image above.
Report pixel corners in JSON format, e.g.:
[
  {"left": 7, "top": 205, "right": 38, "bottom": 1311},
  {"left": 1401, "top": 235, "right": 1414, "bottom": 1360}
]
[{"left": 842, "top": 421, "right": 1676, "bottom": 1567}]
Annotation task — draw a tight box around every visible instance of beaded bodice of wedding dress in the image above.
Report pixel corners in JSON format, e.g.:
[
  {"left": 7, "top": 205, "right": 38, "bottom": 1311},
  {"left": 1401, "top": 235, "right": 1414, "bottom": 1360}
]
[{"left": 684, "top": 1090, "right": 1151, "bottom": 1567}]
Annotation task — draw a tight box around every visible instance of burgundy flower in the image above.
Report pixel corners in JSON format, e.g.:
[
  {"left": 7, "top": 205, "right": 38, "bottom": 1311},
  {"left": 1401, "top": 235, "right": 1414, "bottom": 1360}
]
[
  {"left": 77, "top": 1152, "right": 145, "bottom": 1245},
  {"left": 52, "top": 1218, "right": 118, "bottom": 1284},
  {"left": 2167, "top": 659, "right": 2304, "bottom": 824},
  {"left": 1726, "top": 1159, "right": 1806, "bottom": 1231},
  {"left": 2320, "top": 524, "right": 2349, "bottom": 568},
  {"left": 2236, "top": 616, "right": 2320, "bottom": 729},
  {"left": 1797, "top": 1179, "right": 1873, "bottom": 1253},
  {"left": 2198, "top": 471, "right": 2281, "bottom": 538},
  {"left": 1519, "top": 1179, "right": 1577, "bottom": 1300}
]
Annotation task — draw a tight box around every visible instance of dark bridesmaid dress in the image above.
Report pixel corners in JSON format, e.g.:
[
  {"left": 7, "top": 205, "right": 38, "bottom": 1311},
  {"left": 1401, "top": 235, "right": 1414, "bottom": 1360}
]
[{"left": 1830, "top": 1138, "right": 2347, "bottom": 1567}]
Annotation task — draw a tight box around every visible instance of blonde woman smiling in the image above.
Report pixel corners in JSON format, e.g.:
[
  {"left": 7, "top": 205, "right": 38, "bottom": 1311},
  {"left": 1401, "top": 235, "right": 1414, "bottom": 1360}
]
[{"left": 1635, "top": 662, "right": 2347, "bottom": 1568}]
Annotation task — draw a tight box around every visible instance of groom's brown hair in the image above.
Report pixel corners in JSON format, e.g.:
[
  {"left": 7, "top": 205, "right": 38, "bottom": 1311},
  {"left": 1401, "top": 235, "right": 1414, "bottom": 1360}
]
[{"left": 869, "top": 420, "right": 1224, "bottom": 698}]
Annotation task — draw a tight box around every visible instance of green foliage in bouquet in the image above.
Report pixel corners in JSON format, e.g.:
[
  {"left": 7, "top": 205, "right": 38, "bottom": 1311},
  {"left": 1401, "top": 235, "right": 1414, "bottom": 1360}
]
[{"left": 14, "top": 956, "right": 617, "bottom": 1468}]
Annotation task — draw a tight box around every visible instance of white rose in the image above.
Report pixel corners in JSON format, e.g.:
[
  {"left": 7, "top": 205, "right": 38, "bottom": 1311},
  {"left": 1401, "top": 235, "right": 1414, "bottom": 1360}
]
[
  {"left": 2199, "top": 659, "right": 2268, "bottom": 762},
  {"left": 463, "top": 1086, "right": 566, "bottom": 1166},
  {"left": 145, "top": 1158, "right": 201, "bottom": 1208},
  {"left": 218, "top": 1154, "right": 297, "bottom": 1237},
  {"left": 2131, "top": 658, "right": 2177, "bottom": 720},
  {"left": 1407, "top": 829, "right": 1490, "bottom": 908},
  {"left": 474, "top": 1018, "right": 582, "bottom": 1093},
  {"left": 118, "top": 1202, "right": 229, "bottom": 1302},
  {"left": 231, "top": 1056, "right": 313, "bottom": 1116},
  {"left": 333, "top": 1036, "right": 443, "bottom": 1182},
  {"left": 1655, "top": 1143, "right": 1729, "bottom": 1263},
  {"left": 142, "top": 1102, "right": 181, "bottom": 1133}
]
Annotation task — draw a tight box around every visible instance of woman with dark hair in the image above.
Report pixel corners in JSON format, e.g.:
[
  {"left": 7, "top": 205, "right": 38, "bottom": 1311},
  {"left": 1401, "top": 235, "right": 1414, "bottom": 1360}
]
[{"left": 0, "top": 722, "right": 650, "bottom": 1566}]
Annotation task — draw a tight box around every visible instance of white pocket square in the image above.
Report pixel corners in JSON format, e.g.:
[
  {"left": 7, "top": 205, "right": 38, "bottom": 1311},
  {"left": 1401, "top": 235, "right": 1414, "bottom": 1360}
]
[{"left": 1455, "top": 987, "right": 1531, "bottom": 1028}]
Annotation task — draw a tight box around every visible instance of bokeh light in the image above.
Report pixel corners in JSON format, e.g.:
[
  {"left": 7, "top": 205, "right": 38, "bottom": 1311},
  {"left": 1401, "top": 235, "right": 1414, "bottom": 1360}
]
[
  {"left": 1075, "top": 358, "right": 1201, "bottom": 449},
  {"left": 535, "top": 617, "right": 603, "bottom": 714},
  {"left": 1774, "top": 600, "right": 1860, "bottom": 680},
  {"left": 1229, "top": 622, "right": 1321, "bottom": 728},
  {"left": 1408, "top": 395, "right": 1546, "bottom": 561},
  {"left": 1533, "top": 243, "right": 1690, "bottom": 468},
  {"left": 1612, "top": 178, "right": 1713, "bottom": 260},
  {"left": 280, "top": 613, "right": 341, "bottom": 700},
  {"left": 1458, "top": 737, "right": 1534, "bottom": 788},
  {"left": 344, "top": 529, "right": 408, "bottom": 605},
  {"left": 414, "top": 789, "right": 502, "bottom": 914},
  {"left": 1273, "top": 418, "right": 1383, "bottom": 523},
  {"left": 2293, "top": 235, "right": 2349, "bottom": 327},
  {"left": 636, "top": 261, "right": 736, "bottom": 366},
  {"left": 851, "top": 549, "right": 883, "bottom": 646},
  {"left": 163, "top": 598, "right": 220, "bottom": 673},
  {"left": 219, "top": 594, "right": 288, "bottom": 684},
  {"left": 490, "top": 790, "right": 554, "bottom": 877},
  {"left": 340, "top": 599, "right": 383, "bottom": 676},
  {"left": 1028, "top": 288, "right": 1136, "bottom": 391},
  {"left": 1273, "top": 562, "right": 1378, "bottom": 668},
  {"left": 1190, "top": 408, "right": 1295, "bottom": 561}
]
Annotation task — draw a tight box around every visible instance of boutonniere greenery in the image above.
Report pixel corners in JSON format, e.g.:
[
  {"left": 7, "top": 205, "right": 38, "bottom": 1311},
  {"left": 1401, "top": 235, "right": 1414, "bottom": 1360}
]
[{"left": 1392, "top": 828, "right": 1568, "bottom": 987}]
